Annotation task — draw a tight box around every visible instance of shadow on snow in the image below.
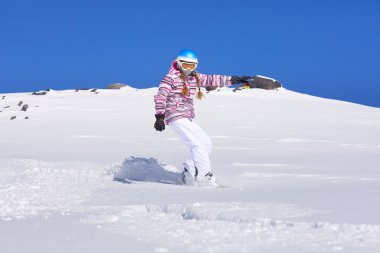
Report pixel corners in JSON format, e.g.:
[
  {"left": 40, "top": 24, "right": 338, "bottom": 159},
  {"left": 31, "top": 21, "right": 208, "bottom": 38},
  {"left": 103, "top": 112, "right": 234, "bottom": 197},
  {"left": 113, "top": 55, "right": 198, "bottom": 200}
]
[{"left": 111, "top": 156, "right": 183, "bottom": 185}]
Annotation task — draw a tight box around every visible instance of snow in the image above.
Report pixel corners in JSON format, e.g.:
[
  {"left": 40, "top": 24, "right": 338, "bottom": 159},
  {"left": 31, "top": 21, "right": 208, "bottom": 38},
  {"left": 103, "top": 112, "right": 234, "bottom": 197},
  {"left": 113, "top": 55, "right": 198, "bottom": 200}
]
[
  {"left": 0, "top": 87, "right": 380, "bottom": 252},
  {"left": 255, "top": 75, "right": 277, "bottom": 82}
]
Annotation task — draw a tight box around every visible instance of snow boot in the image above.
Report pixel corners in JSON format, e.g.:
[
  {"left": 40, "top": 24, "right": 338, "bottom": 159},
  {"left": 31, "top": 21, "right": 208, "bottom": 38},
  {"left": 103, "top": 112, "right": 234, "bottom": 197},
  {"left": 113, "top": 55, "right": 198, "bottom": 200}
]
[
  {"left": 204, "top": 172, "right": 218, "bottom": 187},
  {"left": 195, "top": 172, "right": 218, "bottom": 187},
  {"left": 182, "top": 167, "right": 196, "bottom": 185}
]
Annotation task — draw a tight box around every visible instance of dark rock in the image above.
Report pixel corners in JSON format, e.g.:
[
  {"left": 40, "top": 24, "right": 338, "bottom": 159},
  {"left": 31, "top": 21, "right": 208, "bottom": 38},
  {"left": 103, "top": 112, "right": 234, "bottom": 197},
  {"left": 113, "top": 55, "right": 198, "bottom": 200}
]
[
  {"left": 90, "top": 88, "right": 97, "bottom": 92},
  {"left": 4, "top": 106, "right": 10, "bottom": 108},
  {"left": 18, "top": 101, "right": 23, "bottom": 106},
  {"left": 1, "top": 96, "right": 5, "bottom": 99},
  {"left": 248, "top": 75, "right": 282, "bottom": 90},
  {"left": 32, "top": 91, "right": 47, "bottom": 95},
  {"left": 205, "top": 86, "right": 218, "bottom": 92},
  {"left": 25, "top": 116, "right": 29, "bottom": 119},
  {"left": 232, "top": 75, "right": 282, "bottom": 92},
  {"left": 11, "top": 116, "right": 16, "bottom": 120},
  {"left": 106, "top": 83, "right": 128, "bottom": 89},
  {"left": 21, "top": 104, "right": 29, "bottom": 111}
]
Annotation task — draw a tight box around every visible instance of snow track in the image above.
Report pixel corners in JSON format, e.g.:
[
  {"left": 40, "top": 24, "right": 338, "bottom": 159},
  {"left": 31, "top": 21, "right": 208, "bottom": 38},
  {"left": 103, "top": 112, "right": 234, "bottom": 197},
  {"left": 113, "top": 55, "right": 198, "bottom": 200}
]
[
  {"left": 81, "top": 203, "right": 380, "bottom": 252},
  {"left": 1, "top": 158, "right": 379, "bottom": 252}
]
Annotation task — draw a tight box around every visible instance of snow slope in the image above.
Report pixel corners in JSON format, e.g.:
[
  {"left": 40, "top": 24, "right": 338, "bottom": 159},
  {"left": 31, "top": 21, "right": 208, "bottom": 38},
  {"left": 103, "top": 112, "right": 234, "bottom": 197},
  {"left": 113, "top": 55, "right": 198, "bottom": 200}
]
[{"left": 0, "top": 87, "right": 379, "bottom": 253}]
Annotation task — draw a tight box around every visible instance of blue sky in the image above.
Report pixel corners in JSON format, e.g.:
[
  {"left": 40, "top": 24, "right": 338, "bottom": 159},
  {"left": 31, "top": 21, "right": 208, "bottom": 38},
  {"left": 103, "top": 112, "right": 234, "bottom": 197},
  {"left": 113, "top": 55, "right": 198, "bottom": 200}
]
[{"left": 1, "top": 0, "right": 379, "bottom": 107}]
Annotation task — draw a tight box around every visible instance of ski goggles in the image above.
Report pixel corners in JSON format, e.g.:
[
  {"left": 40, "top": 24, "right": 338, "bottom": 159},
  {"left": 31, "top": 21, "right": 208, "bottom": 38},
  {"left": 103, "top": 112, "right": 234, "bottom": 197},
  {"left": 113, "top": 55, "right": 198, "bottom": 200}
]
[{"left": 180, "top": 61, "right": 197, "bottom": 71}]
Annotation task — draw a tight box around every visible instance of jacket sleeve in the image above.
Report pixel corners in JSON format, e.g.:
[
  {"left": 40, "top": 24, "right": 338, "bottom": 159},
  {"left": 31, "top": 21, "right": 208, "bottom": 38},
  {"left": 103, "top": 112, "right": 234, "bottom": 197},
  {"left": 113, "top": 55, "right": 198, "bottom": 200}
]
[
  {"left": 154, "top": 75, "right": 173, "bottom": 115},
  {"left": 197, "top": 73, "right": 232, "bottom": 88}
]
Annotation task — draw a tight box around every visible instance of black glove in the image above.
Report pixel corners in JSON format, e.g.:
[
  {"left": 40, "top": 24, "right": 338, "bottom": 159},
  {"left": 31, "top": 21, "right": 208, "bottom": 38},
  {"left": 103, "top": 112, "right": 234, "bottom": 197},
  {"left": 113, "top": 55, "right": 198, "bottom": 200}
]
[
  {"left": 230, "top": 76, "right": 255, "bottom": 84},
  {"left": 154, "top": 114, "right": 165, "bottom": 131}
]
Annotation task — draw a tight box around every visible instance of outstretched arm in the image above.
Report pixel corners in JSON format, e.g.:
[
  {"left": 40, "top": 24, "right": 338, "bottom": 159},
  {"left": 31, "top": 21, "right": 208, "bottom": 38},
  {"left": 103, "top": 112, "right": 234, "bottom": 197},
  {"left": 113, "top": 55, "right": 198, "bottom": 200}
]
[
  {"left": 196, "top": 73, "right": 282, "bottom": 91},
  {"left": 197, "top": 73, "right": 258, "bottom": 88},
  {"left": 197, "top": 73, "right": 232, "bottom": 88}
]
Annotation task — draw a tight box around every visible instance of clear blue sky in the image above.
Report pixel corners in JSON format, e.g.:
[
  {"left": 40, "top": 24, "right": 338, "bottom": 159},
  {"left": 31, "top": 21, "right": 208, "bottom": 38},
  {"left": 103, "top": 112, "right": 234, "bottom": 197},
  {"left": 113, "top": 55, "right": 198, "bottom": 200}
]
[{"left": 1, "top": 0, "right": 379, "bottom": 107}]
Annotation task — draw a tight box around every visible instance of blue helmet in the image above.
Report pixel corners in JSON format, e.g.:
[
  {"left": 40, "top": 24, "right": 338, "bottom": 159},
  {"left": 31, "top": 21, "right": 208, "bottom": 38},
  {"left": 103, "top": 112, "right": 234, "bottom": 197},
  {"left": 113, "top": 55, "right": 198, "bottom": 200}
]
[
  {"left": 176, "top": 49, "right": 198, "bottom": 75},
  {"left": 176, "top": 49, "right": 198, "bottom": 64}
]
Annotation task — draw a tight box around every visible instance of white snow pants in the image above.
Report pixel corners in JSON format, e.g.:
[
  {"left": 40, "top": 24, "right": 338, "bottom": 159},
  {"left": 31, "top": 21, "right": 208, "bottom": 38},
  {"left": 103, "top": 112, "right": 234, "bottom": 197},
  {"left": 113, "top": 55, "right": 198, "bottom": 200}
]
[{"left": 170, "top": 118, "right": 212, "bottom": 177}]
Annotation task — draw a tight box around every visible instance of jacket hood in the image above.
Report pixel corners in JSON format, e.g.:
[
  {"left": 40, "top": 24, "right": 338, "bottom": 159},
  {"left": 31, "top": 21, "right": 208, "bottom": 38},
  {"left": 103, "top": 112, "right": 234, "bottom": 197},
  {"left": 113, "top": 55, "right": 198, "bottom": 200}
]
[{"left": 168, "top": 60, "right": 181, "bottom": 76}]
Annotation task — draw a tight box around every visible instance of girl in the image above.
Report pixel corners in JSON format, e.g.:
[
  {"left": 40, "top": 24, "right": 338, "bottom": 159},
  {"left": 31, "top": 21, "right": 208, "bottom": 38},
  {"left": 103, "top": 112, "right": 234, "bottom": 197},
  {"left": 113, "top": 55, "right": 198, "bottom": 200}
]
[{"left": 154, "top": 49, "right": 250, "bottom": 186}]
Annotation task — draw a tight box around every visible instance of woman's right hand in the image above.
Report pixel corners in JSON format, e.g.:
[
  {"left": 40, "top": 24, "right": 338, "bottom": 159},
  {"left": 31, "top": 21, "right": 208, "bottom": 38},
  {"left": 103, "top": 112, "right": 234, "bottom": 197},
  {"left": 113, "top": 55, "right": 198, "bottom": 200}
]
[{"left": 154, "top": 114, "right": 165, "bottom": 131}]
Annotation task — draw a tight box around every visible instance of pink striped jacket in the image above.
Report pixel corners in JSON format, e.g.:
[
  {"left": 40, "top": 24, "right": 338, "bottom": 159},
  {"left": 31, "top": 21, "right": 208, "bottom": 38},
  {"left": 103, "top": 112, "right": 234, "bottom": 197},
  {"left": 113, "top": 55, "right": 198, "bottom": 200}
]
[{"left": 154, "top": 61, "right": 232, "bottom": 125}]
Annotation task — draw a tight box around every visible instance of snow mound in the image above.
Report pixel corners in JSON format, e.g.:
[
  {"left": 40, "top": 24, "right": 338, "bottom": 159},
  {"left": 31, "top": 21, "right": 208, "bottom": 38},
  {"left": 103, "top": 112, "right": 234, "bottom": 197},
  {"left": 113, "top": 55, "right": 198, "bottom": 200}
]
[
  {"left": 0, "top": 159, "right": 106, "bottom": 220},
  {"left": 111, "top": 157, "right": 183, "bottom": 185}
]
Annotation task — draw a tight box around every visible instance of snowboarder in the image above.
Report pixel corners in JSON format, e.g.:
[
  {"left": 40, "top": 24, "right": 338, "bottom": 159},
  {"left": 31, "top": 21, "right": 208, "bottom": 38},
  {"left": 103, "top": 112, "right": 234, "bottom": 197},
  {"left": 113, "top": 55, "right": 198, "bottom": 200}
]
[{"left": 154, "top": 49, "right": 252, "bottom": 186}]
